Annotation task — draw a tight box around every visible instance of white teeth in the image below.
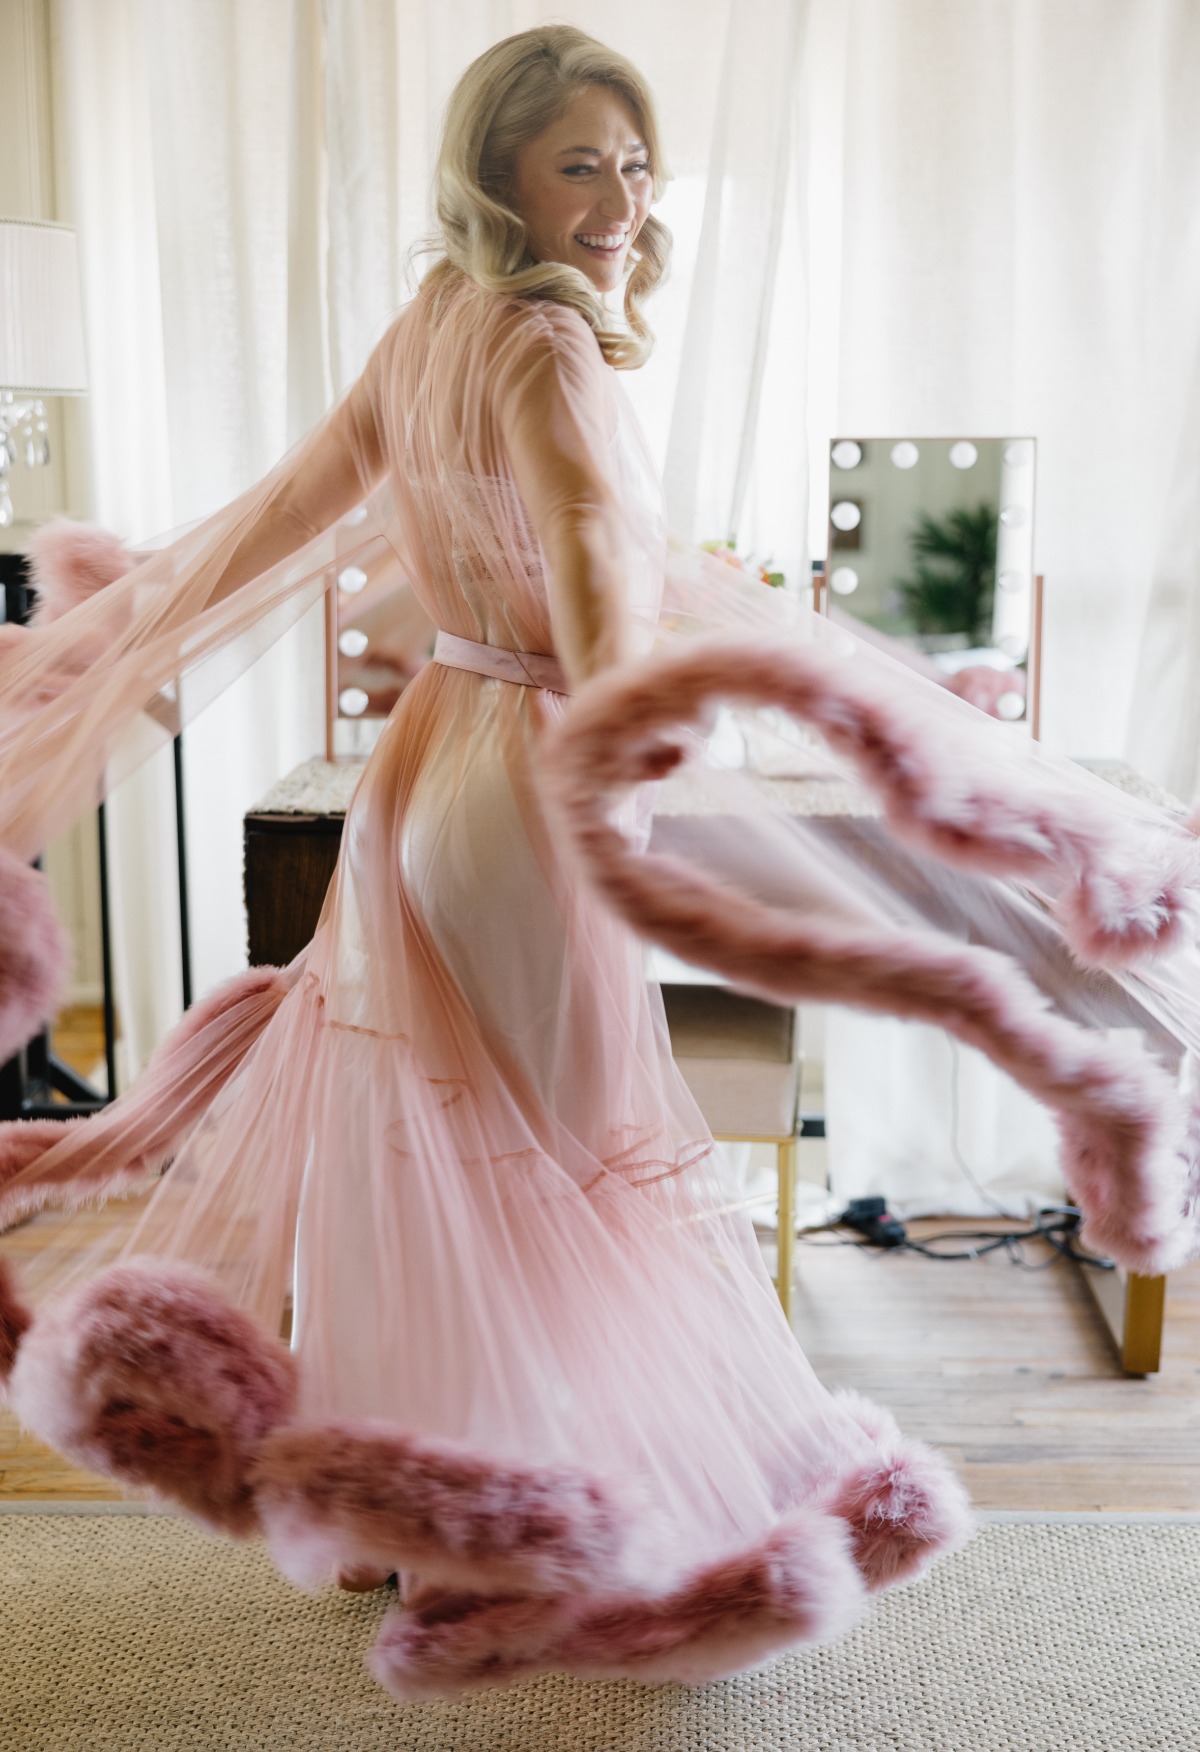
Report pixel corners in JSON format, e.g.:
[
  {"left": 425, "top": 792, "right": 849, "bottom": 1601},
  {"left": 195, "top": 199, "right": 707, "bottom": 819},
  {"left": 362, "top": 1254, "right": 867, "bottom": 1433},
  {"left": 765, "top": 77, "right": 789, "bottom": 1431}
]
[{"left": 576, "top": 232, "right": 627, "bottom": 249}]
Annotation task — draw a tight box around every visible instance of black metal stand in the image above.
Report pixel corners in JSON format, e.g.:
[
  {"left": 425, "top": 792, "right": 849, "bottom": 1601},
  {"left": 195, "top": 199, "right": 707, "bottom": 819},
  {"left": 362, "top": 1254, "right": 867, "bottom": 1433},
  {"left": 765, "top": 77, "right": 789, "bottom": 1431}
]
[
  {"left": 0, "top": 552, "right": 117, "bottom": 1119},
  {"left": 174, "top": 733, "right": 193, "bottom": 1010},
  {"left": 97, "top": 796, "right": 119, "bottom": 1102}
]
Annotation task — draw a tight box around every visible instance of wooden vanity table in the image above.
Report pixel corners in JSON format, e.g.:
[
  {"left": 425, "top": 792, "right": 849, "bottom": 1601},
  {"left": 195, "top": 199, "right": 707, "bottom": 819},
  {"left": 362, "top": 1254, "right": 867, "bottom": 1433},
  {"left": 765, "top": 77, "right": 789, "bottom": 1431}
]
[{"left": 244, "top": 754, "right": 1176, "bottom": 1374}]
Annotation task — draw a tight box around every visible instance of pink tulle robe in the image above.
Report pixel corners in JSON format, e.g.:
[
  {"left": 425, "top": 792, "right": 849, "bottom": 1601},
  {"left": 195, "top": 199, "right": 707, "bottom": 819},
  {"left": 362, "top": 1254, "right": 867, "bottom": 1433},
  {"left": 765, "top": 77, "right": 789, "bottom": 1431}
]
[{"left": 3, "top": 267, "right": 1200, "bottom": 1698}]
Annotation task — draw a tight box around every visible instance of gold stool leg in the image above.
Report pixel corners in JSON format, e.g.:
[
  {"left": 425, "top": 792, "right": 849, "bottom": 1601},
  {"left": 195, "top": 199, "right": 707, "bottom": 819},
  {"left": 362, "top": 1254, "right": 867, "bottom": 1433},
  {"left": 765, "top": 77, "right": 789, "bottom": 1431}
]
[
  {"left": 776, "top": 1137, "right": 796, "bottom": 1323},
  {"left": 1082, "top": 1266, "right": 1166, "bottom": 1375},
  {"left": 1122, "top": 1274, "right": 1166, "bottom": 1374}
]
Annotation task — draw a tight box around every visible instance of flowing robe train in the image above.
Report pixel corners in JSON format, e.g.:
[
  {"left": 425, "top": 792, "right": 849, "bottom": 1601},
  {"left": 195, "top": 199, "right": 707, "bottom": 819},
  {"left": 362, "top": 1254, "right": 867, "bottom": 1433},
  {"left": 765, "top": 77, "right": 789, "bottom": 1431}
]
[{"left": 2, "top": 269, "right": 1199, "bottom": 1697}]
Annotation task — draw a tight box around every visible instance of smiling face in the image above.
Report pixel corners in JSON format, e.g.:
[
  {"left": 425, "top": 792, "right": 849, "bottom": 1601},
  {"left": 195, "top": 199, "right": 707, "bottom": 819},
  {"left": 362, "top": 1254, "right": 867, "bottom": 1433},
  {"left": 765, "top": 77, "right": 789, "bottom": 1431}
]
[{"left": 509, "top": 85, "right": 654, "bottom": 294}]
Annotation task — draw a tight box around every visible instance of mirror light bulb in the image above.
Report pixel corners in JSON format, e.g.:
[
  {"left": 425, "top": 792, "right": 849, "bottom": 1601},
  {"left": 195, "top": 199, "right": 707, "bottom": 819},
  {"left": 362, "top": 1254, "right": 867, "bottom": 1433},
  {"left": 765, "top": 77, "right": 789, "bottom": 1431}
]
[
  {"left": 338, "top": 686, "right": 370, "bottom": 717},
  {"left": 830, "top": 500, "right": 862, "bottom": 532},
  {"left": 337, "top": 565, "right": 368, "bottom": 594},
  {"left": 338, "top": 628, "right": 369, "bottom": 658},
  {"left": 1003, "top": 440, "right": 1032, "bottom": 467},
  {"left": 996, "top": 691, "right": 1025, "bottom": 721},
  {"left": 999, "top": 506, "right": 1028, "bottom": 528},
  {"left": 890, "top": 441, "right": 920, "bottom": 470},
  {"left": 831, "top": 440, "right": 863, "bottom": 470},
  {"left": 830, "top": 566, "right": 859, "bottom": 595},
  {"left": 997, "top": 570, "right": 1025, "bottom": 593},
  {"left": 949, "top": 441, "right": 978, "bottom": 470},
  {"left": 342, "top": 504, "right": 370, "bottom": 526}
]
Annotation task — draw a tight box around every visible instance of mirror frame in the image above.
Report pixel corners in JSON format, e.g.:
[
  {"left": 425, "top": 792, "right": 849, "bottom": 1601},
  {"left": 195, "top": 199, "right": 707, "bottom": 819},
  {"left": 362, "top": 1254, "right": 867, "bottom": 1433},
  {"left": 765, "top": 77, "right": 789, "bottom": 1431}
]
[{"left": 816, "top": 436, "right": 1042, "bottom": 739}]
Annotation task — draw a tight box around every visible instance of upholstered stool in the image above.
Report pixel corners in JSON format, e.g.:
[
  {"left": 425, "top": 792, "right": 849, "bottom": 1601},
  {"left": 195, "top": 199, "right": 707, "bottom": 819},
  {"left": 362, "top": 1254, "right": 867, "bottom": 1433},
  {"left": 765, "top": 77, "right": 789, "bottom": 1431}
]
[{"left": 660, "top": 983, "right": 801, "bottom": 1320}]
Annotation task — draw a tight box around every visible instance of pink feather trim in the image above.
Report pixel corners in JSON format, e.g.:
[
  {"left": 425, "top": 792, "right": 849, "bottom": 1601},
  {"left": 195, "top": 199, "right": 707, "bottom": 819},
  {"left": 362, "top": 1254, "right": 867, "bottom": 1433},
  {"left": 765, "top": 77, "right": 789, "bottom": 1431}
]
[
  {"left": 0, "top": 965, "right": 288, "bottom": 1233},
  {"left": 1, "top": 1236, "right": 967, "bottom": 1693},
  {"left": 0, "top": 1255, "right": 32, "bottom": 1386},
  {"left": 544, "top": 640, "right": 1200, "bottom": 1275},
  {"left": 27, "top": 518, "right": 134, "bottom": 625},
  {"left": 253, "top": 1420, "right": 646, "bottom": 1597},
  {"left": 827, "top": 1389, "right": 975, "bottom": 1590},
  {"left": 369, "top": 1506, "right": 866, "bottom": 1699},
  {"left": 0, "top": 846, "right": 69, "bottom": 1066},
  {"left": 8, "top": 1259, "right": 297, "bottom": 1532},
  {"left": 552, "top": 639, "right": 1200, "bottom": 969}
]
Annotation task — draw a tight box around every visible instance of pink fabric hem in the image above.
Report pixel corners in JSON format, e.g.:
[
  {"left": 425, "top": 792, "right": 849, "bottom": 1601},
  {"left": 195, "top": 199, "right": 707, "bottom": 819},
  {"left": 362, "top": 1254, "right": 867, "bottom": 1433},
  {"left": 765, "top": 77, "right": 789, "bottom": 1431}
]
[
  {"left": 0, "top": 965, "right": 290, "bottom": 1234},
  {"left": 0, "top": 847, "right": 68, "bottom": 1066},
  {"left": 0, "top": 1249, "right": 971, "bottom": 1695}
]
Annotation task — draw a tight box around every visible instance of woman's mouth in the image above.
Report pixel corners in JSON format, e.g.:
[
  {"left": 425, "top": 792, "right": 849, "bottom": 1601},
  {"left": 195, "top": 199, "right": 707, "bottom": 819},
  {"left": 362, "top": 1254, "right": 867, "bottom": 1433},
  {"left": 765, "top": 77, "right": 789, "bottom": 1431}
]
[{"left": 574, "top": 230, "right": 629, "bottom": 258}]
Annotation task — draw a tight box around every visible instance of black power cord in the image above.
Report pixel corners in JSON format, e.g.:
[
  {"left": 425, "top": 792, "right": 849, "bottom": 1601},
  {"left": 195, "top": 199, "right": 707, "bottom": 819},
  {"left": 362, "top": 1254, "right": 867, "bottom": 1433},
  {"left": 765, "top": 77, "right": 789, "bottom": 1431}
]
[
  {"left": 805, "top": 1196, "right": 1115, "bottom": 1273},
  {"left": 839, "top": 1196, "right": 908, "bottom": 1248}
]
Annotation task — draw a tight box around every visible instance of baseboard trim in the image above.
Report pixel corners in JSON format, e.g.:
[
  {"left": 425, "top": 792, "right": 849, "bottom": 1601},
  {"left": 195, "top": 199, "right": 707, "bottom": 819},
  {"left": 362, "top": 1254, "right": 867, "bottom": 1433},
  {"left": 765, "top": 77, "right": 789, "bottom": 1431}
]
[
  {"left": 977, "top": 1508, "right": 1200, "bottom": 1525},
  {"left": 3, "top": 1501, "right": 1197, "bottom": 1524},
  {"left": 0, "top": 1499, "right": 157, "bottom": 1515}
]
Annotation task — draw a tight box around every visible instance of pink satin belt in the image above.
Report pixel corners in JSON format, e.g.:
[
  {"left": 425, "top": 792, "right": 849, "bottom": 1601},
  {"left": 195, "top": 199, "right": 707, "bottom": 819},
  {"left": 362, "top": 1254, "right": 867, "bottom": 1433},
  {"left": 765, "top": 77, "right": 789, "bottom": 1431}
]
[{"left": 433, "top": 629, "right": 569, "bottom": 695}]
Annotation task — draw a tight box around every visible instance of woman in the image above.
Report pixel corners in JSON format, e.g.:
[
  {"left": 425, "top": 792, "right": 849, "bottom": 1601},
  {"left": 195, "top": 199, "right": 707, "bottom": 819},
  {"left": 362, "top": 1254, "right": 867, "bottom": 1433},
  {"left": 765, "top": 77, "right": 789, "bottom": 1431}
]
[{"left": 0, "top": 26, "right": 1196, "bottom": 1701}]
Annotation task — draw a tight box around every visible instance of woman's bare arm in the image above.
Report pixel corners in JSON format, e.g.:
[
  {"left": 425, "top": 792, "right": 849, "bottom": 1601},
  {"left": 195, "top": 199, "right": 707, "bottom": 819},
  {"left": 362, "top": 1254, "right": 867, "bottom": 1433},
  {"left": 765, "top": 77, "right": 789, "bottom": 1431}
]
[
  {"left": 207, "top": 370, "right": 386, "bottom": 607},
  {"left": 499, "top": 310, "right": 632, "bottom": 689}
]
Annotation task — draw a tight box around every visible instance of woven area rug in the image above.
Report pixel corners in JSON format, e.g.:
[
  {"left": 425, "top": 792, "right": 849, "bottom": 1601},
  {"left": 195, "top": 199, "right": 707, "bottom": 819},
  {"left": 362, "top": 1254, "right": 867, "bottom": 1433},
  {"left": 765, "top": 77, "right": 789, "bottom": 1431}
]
[{"left": 2, "top": 1514, "right": 1197, "bottom": 1751}]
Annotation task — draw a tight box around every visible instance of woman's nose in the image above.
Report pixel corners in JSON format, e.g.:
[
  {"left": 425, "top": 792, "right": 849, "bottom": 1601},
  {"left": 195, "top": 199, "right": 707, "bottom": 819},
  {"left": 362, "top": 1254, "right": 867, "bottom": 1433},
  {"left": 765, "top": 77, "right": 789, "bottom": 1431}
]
[{"left": 596, "top": 172, "right": 636, "bottom": 224}]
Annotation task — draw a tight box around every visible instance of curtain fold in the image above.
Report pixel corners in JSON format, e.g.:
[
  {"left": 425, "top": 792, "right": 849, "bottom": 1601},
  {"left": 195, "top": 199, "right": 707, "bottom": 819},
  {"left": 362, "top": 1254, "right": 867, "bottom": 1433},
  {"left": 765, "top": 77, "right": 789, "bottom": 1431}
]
[
  {"left": 143, "top": 0, "right": 328, "bottom": 1015},
  {"left": 661, "top": 0, "right": 808, "bottom": 583}
]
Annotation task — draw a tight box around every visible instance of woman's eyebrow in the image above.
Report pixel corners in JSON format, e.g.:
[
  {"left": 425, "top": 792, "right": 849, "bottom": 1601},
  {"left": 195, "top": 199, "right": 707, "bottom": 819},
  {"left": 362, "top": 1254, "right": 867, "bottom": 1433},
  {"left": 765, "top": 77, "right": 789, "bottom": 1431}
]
[{"left": 555, "top": 142, "right": 648, "bottom": 157}]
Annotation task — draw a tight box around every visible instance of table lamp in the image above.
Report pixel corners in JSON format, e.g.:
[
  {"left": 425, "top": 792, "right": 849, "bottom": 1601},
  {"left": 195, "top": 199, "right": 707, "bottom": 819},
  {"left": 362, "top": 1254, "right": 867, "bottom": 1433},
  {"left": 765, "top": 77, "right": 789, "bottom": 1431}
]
[{"left": 0, "top": 217, "right": 88, "bottom": 527}]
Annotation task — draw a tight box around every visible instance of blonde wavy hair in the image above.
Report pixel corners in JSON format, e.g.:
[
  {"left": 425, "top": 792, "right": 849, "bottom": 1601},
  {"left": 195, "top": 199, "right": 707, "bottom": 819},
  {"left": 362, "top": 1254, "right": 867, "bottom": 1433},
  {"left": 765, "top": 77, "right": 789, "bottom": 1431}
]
[{"left": 424, "top": 26, "right": 672, "bottom": 370}]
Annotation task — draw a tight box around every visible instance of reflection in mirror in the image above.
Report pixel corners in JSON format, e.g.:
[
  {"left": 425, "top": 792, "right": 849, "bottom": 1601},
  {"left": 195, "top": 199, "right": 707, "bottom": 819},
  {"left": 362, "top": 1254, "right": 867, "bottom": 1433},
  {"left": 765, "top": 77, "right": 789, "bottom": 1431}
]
[
  {"left": 326, "top": 522, "right": 436, "bottom": 758},
  {"left": 825, "top": 437, "right": 1037, "bottom": 726}
]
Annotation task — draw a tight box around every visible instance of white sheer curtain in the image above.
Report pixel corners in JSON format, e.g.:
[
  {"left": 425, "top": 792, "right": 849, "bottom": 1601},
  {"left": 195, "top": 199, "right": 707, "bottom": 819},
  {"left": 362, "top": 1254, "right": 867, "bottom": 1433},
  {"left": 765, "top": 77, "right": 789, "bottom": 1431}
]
[
  {"left": 52, "top": 0, "right": 330, "bottom": 1076},
  {"left": 811, "top": 0, "right": 1200, "bottom": 1212},
  {"left": 826, "top": 0, "right": 1200, "bottom": 765},
  {"left": 142, "top": 0, "right": 328, "bottom": 1018},
  {"left": 49, "top": 1, "right": 1200, "bottom": 1157},
  {"left": 54, "top": 0, "right": 180, "bottom": 1082}
]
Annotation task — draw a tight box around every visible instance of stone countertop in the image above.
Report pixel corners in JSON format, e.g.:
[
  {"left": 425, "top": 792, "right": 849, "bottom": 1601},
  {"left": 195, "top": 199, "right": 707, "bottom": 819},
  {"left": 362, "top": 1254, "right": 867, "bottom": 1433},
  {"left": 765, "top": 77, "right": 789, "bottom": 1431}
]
[
  {"left": 249, "top": 758, "right": 364, "bottom": 817},
  {"left": 247, "top": 756, "right": 882, "bottom": 821},
  {"left": 247, "top": 754, "right": 1186, "bottom": 822}
]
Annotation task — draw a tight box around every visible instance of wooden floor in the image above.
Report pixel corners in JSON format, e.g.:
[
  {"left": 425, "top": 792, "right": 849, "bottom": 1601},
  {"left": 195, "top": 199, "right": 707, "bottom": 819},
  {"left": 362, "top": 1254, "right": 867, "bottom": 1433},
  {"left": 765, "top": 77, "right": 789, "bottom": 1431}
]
[
  {"left": 789, "top": 1224, "right": 1200, "bottom": 1512},
  {"left": 2, "top": 1012, "right": 1198, "bottom": 1512},
  {"left": 47, "top": 1004, "right": 112, "bottom": 1098},
  {"left": 4, "top": 1205, "right": 1197, "bottom": 1512}
]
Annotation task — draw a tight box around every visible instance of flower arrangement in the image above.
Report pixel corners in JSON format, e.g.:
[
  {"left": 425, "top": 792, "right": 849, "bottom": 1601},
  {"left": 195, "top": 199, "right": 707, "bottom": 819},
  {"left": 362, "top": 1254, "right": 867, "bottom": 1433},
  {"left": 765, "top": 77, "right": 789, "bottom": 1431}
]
[{"left": 700, "top": 539, "right": 785, "bottom": 589}]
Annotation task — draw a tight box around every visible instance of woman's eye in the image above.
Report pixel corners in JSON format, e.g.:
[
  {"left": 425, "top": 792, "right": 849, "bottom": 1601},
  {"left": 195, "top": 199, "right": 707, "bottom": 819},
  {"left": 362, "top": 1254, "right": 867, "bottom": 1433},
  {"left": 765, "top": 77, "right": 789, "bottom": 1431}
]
[{"left": 562, "top": 162, "right": 650, "bottom": 178}]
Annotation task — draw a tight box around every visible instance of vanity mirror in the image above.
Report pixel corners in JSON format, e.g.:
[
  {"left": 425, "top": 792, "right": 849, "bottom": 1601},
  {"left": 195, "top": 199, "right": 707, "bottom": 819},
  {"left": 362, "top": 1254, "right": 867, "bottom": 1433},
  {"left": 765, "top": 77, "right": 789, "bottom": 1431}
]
[
  {"left": 324, "top": 526, "right": 435, "bottom": 759},
  {"left": 817, "top": 438, "right": 1040, "bottom": 733}
]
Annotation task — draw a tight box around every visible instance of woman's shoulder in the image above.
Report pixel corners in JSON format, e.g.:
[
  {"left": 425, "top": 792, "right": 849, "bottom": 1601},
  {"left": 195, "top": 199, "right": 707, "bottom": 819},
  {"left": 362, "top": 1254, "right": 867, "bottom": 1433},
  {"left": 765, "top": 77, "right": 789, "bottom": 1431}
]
[
  {"left": 485, "top": 295, "right": 608, "bottom": 396},
  {"left": 421, "top": 265, "right": 600, "bottom": 364},
  {"left": 497, "top": 291, "right": 599, "bottom": 353}
]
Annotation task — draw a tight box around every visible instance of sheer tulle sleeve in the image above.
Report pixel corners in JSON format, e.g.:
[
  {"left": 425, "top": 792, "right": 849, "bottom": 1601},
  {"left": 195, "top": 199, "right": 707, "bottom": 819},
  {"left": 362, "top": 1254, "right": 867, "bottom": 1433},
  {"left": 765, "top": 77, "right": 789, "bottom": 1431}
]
[
  {"left": 0, "top": 328, "right": 396, "bottom": 861},
  {"left": 204, "top": 363, "right": 385, "bottom": 606},
  {"left": 494, "top": 304, "right": 632, "bottom": 684}
]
